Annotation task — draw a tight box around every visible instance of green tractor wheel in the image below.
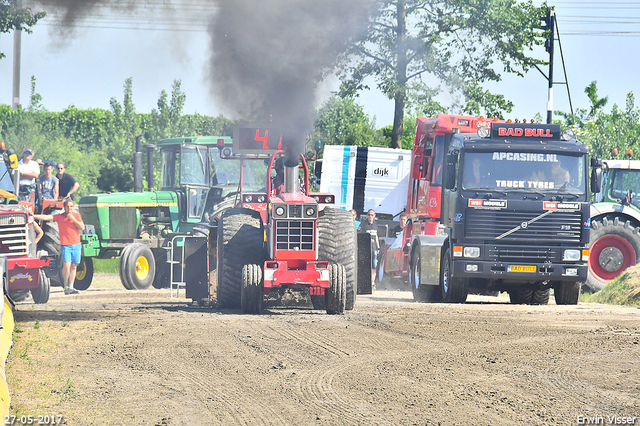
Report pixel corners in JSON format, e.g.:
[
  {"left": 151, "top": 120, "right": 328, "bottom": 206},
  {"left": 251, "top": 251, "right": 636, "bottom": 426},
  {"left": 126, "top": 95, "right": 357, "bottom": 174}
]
[
  {"left": 74, "top": 257, "right": 94, "bottom": 291},
  {"left": 123, "top": 244, "right": 156, "bottom": 290}
]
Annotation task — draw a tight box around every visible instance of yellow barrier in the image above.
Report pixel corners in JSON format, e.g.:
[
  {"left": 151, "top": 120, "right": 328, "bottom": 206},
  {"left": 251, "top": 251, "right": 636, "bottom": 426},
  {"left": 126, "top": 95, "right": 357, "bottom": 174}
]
[{"left": 0, "top": 296, "right": 14, "bottom": 417}]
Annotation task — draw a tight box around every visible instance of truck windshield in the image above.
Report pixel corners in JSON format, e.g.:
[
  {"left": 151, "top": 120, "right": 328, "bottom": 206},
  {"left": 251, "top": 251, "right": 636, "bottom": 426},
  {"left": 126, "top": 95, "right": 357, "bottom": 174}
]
[{"left": 461, "top": 151, "right": 586, "bottom": 194}]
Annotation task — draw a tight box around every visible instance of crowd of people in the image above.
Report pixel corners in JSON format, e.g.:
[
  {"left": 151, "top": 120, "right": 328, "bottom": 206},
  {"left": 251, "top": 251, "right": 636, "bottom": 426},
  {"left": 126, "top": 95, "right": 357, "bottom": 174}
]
[{"left": 18, "top": 148, "right": 84, "bottom": 296}]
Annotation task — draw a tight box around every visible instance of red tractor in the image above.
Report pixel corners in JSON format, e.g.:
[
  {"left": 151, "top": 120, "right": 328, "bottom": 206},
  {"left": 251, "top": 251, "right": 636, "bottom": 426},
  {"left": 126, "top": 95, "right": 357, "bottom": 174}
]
[
  {"left": 186, "top": 127, "right": 358, "bottom": 314},
  {"left": 0, "top": 144, "right": 55, "bottom": 303}
]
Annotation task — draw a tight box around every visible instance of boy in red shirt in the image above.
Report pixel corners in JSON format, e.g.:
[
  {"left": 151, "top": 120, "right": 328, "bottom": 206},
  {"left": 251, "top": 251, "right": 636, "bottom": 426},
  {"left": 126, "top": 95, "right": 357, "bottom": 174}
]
[{"left": 35, "top": 199, "right": 85, "bottom": 295}]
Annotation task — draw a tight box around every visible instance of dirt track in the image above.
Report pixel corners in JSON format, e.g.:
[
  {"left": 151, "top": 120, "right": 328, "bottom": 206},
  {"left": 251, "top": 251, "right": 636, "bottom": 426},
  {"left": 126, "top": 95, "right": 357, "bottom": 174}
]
[{"left": 7, "top": 274, "right": 640, "bottom": 426}]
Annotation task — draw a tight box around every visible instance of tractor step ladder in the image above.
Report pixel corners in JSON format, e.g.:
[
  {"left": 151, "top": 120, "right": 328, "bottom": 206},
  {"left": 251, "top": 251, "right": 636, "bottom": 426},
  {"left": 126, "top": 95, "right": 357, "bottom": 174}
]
[{"left": 168, "top": 236, "right": 187, "bottom": 298}]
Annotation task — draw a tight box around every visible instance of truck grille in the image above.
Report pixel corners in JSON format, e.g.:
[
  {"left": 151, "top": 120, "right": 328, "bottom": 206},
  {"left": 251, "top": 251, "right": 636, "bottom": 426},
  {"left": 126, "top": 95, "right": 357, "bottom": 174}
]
[
  {"left": 465, "top": 210, "right": 582, "bottom": 243},
  {"left": 275, "top": 220, "right": 315, "bottom": 251},
  {"left": 486, "top": 246, "right": 560, "bottom": 263},
  {"left": 0, "top": 214, "right": 28, "bottom": 256}
]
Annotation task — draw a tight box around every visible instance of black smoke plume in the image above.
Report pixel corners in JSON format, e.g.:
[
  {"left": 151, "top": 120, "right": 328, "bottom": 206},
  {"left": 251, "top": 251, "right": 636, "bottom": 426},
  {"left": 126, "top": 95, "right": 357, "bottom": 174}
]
[{"left": 27, "top": 0, "right": 375, "bottom": 154}]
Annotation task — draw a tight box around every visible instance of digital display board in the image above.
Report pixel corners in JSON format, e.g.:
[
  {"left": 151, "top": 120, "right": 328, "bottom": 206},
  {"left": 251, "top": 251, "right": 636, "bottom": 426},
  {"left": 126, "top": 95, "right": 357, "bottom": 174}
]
[{"left": 233, "top": 126, "right": 285, "bottom": 154}]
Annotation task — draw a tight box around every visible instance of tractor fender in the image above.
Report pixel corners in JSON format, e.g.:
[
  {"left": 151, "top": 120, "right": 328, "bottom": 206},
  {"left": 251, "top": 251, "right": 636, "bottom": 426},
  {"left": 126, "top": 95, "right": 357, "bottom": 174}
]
[
  {"left": 591, "top": 202, "right": 640, "bottom": 227},
  {"left": 411, "top": 234, "right": 448, "bottom": 286}
]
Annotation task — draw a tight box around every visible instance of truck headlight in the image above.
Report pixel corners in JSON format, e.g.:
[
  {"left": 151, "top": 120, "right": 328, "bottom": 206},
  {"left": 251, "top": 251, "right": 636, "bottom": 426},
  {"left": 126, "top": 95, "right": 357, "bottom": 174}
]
[
  {"left": 463, "top": 247, "right": 480, "bottom": 258},
  {"left": 563, "top": 249, "right": 581, "bottom": 261},
  {"left": 274, "top": 205, "right": 286, "bottom": 217}
]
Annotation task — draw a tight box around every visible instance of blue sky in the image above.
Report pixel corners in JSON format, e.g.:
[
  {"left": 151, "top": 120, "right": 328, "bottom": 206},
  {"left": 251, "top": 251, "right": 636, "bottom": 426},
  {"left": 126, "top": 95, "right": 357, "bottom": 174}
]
[{"left": 0, "top": 0, "right": 637, "bottom": 128}]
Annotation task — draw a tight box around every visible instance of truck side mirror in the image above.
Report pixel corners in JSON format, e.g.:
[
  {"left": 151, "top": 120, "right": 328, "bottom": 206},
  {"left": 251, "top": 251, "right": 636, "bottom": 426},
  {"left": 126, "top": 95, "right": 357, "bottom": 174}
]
[
  {"left": 313, "top": 159, "right": 323, "bottom": 184},
  {"left": 590, "top": 156, "right": 603, "bottom": 194},
  {"left": 411, "top": 157, "right": 423, "bottom": 180},
  {"left": 591, "top": 167, "right": 602, "bottom": 194},
  {"left": 444, "top": 152, "right": 458, "bottom": 190}
]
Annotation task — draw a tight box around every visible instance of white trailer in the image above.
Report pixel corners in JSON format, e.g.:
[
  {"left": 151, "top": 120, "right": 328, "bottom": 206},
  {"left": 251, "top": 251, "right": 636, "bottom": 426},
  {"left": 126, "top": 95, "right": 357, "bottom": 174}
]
[{"left": 317, "top": 145, "right": 411, "bottom": 219}]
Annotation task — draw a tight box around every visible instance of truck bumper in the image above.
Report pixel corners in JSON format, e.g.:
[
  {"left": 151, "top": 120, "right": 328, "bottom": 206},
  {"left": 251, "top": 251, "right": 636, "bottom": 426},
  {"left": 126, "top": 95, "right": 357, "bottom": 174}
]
[
  {"left": 263, "top": 260, "right": 331, "bottom": 288},
  {"left": 453, "top": 260, "right": 588, "bottom": 282}
]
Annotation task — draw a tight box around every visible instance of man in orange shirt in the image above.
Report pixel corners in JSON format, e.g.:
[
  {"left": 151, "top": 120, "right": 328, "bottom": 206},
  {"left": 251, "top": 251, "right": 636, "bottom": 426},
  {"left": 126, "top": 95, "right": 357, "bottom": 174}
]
[{"left": 34, "top": 199, "right": 85, "bottom": 295}]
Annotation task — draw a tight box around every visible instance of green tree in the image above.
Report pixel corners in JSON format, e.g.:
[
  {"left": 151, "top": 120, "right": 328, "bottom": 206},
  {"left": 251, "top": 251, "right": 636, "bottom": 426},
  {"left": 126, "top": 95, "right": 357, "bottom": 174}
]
[
  {"left": 27, "top": 75, "right": 43, "bottom": 112},
  {"left": 339, "top": 0, "right": 549, "bottom": 148},
  {"left": 0, "top": 0, "right": 45, "bottom": 60},
  {"left": 557, "top": 82, "right": 640, "bottom": 160},
  {"left": 311, "top": 96, "right": 382, "bottom": 149}
]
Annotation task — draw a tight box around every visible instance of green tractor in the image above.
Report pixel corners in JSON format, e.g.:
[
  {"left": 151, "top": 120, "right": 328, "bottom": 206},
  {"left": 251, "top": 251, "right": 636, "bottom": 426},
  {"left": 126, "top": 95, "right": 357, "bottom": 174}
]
[
  {"left": 587, "top": 149, "right": 640, "bottom": 292},
  {"left": 77, "top": 136, "right": 254, "bottom": 290}
]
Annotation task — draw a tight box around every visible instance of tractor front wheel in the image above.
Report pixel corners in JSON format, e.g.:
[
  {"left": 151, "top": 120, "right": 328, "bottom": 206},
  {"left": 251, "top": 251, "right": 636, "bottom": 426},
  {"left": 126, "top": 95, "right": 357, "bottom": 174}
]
[
  {"left": 120, "top": 244, "right": 156, "bottom": 290},
  {"left": 325, "top": 264, "right": 346, "bottom": 315},
  {"left": 241, "top": 264, "right": 263, "bottom": 314},
  {"left": 31, "top": 269, "right": 50, "bottom": 304},
  {"left": 74, "top": 256, "right": 93, "bottom": 291}
]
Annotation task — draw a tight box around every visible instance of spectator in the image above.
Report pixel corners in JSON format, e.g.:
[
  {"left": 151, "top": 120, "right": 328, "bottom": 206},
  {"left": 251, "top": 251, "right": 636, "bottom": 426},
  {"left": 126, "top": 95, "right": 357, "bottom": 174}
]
[
  {"left": 358, "top": 208, "right": 379, "bottom": 286},
  {"left": 56, "top": 162, "right": 79, "bottom": 201},
  {"left": 38, "top": 163, "right": 59, "bottom": 200},
  {"left": 351, "top": 209, "right": 360, "bottom": 228},
  {"left": 391, "top": 212, "right": 408, "bottom": 238},
  {"left": 18, "top": 149, "right": 40, "bottom": 200},
  {"left": 34, "top": 198, "right": 85, "bottom": 295}
]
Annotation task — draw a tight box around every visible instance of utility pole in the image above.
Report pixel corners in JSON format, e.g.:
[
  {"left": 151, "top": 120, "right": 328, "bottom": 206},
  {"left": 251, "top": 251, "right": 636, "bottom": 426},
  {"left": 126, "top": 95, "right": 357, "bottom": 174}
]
[
  {"left": 12, "top": 0, "right": 23, "bottom": 110},
  {"left": 541, "top": 11, "right": 555, "bottom": 124}
]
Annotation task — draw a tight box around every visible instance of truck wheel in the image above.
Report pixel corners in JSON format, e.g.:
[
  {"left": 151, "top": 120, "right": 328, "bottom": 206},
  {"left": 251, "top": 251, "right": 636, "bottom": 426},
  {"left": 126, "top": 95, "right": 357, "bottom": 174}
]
[
  {"left": 124, "top": 244, "right": 156, "bottom": 290},
  {"left": 586, "top": 218, "right": 640, "bottom": 293},
  {"left": 554, "top": 281, "right": 581, "bottom": 305},
  {"left": 531, "top": 288, "right": 550, "bottom": 305},
  {"left": 325, "top": 263, "right": 346, "bottom": 315},
  {"left": 318, "top": 208, "right": 357, "bottom": 310},
  {"left": 508, "top": 289, "right": 532, "bottom": 304},
  {"left": 74, "top": 256, "right": 93, "bottom": 291},
  {"left": 441, "top": 249, "right": 468, "bottom": 303},
  {"left": 119, "top": 245, "right": 135, "bottom": 290},
  {"left": 241, "top": 264, "right": 263, "bottom": 314},
  {"left": 409, "top": 248, "right": 438, "bottom": 302},
  {"left": 31, "top": 269, "right": 50, "bottom": 304},
  {"left": 37, "top": 220, "right": 63, "bottom": 287},
  {"left": 217, "top": 209, "right": 265, "bottom": 309}
]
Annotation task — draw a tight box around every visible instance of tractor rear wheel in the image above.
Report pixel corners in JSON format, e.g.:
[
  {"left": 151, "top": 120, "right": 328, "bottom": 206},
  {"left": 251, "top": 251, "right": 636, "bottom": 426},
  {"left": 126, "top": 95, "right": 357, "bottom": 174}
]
[
  {"left": 585, "top": 217, "right": 640, "bottom": 293},
  {"left": 217, "top": 209, "right": 265, "bottom": 309},
  {"left": 74, "top": 256, "right": 93, "bottom": 291},
  {"left": 31, "top": 269, "right": 50, "bottom": 304},
  {"left": 123, "top": 243, "right": 156, "bottom": 290},
  {"left": 37, "top": 220, "right": 64, "bottom": 287},
  {"left": 241, "top": 264, "right": 263, "bottom": 314},
  {"left": 318, "top": 208, "right": 357, "bottom": 310},
  {"left": 325, "top": 263, "right": 346, "bottom": 315}
]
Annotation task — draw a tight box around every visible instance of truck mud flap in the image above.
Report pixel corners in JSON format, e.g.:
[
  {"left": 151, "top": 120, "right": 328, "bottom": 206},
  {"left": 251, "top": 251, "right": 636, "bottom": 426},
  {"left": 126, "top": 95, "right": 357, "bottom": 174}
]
[
  {"left": 357, "top": 233, "right": 372, "bottom": 294},
  {"left": 183, "top": 237, "right": 209, "bottom": 301}
]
